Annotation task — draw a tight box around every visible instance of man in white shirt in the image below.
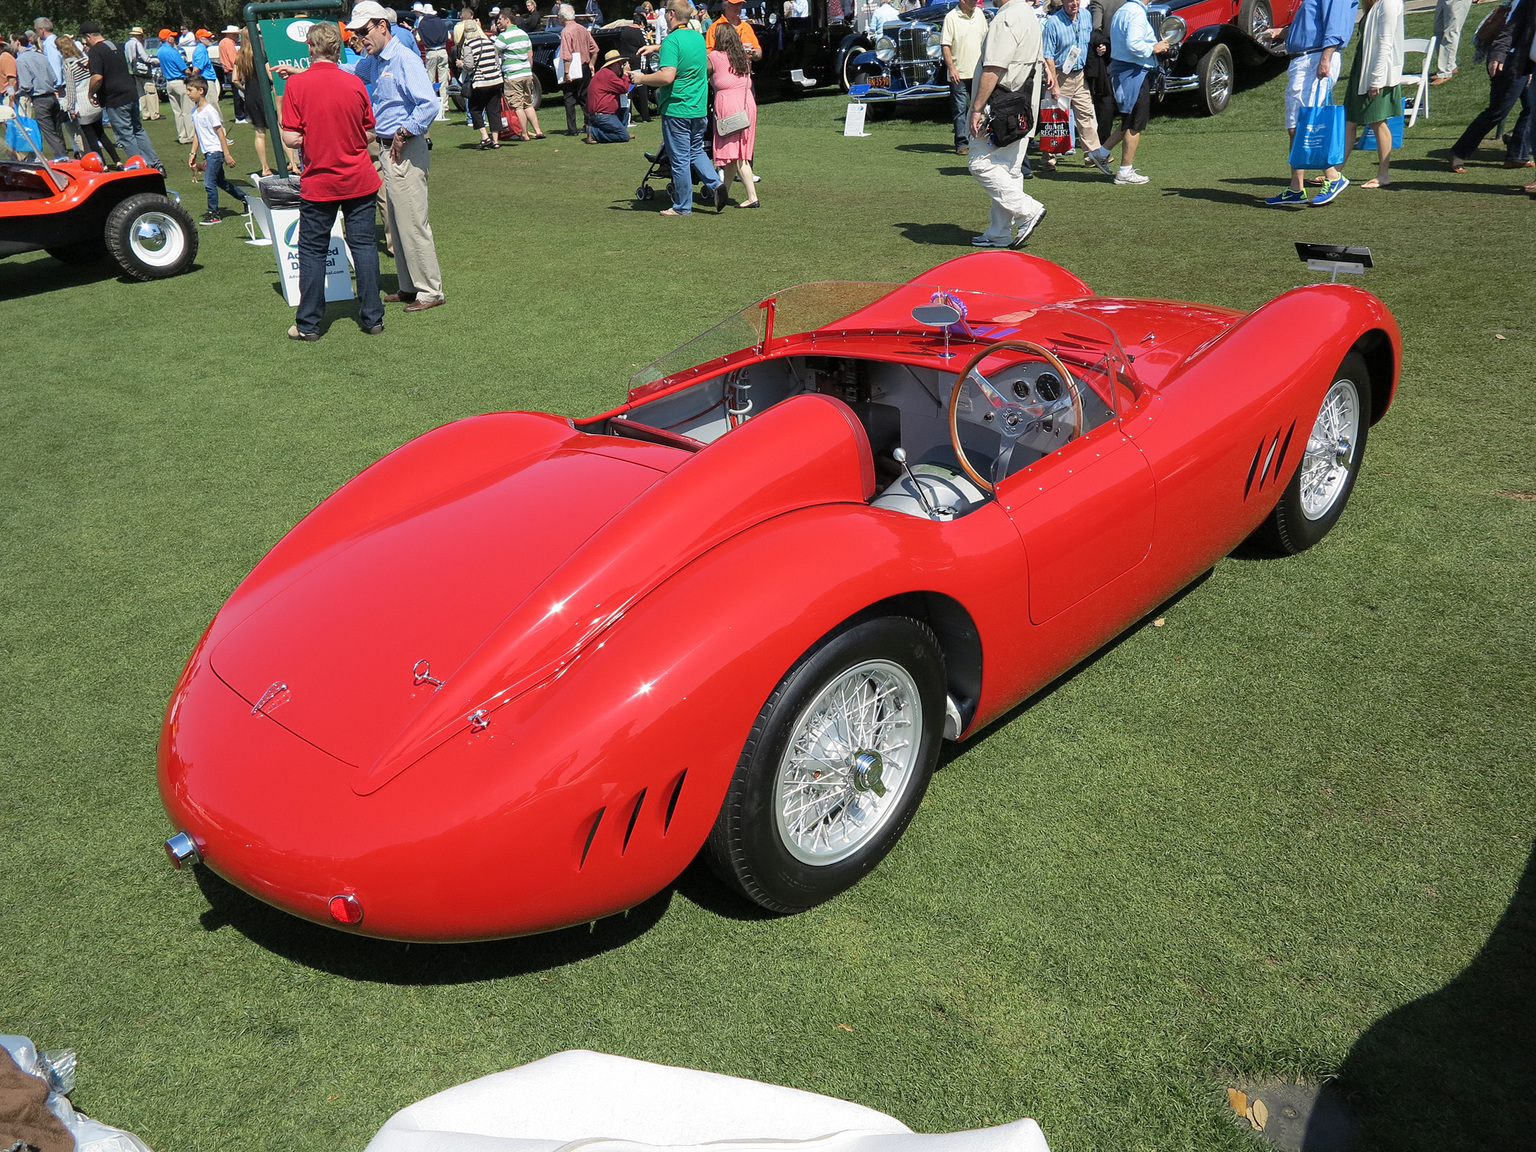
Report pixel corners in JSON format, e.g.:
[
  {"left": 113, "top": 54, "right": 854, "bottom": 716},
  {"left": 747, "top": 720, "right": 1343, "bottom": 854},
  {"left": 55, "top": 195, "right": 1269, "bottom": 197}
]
[
  {"left": 941, "top": 0, "right": 988, "bottom": 154},
  {"left": 966, "top": 0, "right": 1046, "bottom": 247},
  {"left": 1101, "top": 0, "right": 1167, "bottom": 183}
]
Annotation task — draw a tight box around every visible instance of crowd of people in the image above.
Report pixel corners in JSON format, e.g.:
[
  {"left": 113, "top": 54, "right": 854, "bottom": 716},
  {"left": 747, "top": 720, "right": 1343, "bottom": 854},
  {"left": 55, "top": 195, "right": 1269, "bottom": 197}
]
[{"left": 0, "top": 0, "right": 1530, "bottom": 332}]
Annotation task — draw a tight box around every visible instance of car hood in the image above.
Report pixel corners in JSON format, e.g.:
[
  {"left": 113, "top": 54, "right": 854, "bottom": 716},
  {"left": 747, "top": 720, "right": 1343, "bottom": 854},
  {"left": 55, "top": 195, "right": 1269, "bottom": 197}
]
[{"left": 210, "top": 394, "right": 874, "bottom": 797}]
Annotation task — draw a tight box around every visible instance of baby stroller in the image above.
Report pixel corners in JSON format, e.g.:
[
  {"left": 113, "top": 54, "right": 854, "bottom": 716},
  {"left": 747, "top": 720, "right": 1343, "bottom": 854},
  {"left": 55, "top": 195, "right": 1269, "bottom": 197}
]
[{"left": 634, "top": 138, "right": 718, "bottom": 205}]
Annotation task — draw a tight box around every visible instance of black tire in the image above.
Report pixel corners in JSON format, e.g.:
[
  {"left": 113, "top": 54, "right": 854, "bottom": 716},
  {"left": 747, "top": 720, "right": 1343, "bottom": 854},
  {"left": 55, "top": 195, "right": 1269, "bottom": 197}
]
[
  {"left": 104, "top": 193, "right": 198, "bottom": 281},
  {"left": 1252, "top": 352, "right": 1371, "bottom": 555},
  {"left": 1196, "top": 43, "right": 1234, "bottom": 115},
  {"left": 1238, "top": 0, "right": 1272, "bottom": 40},
  {"left": 45, "top": 238, "right": 109, "bottom": 265},
  {"left": 839, "top": 43, "right": 871, "bottom": 93},
  {"left": 530, "top": 74, "right": 544, "bottom": 109},
  {"left": 704, "top": 616, "right": 946, "bottom": 914}
]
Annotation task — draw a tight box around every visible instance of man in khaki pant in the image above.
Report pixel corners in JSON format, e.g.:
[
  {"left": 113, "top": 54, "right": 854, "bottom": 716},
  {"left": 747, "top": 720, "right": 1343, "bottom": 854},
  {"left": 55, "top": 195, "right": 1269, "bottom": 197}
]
[
  {"left": 125, "top": 28, "right": 160, "bottom": 119},
  {"left": 345, "top": 2, "right": 444, "bottom": 309},
  {"left": 1041, "top": 0, "right": 1114, "bottom": 174}
]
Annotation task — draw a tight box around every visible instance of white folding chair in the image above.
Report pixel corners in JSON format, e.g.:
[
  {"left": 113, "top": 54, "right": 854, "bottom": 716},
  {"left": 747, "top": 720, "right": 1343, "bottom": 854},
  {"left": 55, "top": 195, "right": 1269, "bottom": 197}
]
[{"left": 1401, "top": 35, "right": 1435, "bottom": 126}]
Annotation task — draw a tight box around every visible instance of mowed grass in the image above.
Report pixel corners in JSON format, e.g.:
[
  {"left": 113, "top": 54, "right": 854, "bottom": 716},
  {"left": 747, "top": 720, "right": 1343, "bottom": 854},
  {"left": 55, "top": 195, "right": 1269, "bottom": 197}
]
[{"left": 1, "top": 14, "right": 1532, "bottom": 1151}]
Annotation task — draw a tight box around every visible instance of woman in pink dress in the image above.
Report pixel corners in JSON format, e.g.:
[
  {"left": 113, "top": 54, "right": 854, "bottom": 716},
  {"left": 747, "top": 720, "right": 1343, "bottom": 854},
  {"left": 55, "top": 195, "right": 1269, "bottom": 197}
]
[{"left": 708, "top": 24, "right": 759, "bottom": 207}]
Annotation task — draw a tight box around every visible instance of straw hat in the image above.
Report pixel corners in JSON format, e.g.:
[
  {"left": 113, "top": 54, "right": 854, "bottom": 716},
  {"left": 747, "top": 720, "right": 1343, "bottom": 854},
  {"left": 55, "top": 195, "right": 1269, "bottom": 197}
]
[{"left": 130, "top": 26, "right": 145, "bottom": 35}]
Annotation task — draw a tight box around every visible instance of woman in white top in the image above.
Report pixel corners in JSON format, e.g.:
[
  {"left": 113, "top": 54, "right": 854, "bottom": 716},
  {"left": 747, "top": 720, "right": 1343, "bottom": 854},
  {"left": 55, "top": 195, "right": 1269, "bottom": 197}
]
[{"left": 1341, "top": 0, "right": 1404, "bottom": 188}]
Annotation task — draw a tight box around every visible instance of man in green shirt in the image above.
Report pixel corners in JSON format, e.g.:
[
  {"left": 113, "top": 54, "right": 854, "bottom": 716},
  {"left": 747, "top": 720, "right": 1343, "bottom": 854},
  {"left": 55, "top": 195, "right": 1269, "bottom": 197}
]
[{"left": 633, "top": 0, "right": 723, "bottom": 214}]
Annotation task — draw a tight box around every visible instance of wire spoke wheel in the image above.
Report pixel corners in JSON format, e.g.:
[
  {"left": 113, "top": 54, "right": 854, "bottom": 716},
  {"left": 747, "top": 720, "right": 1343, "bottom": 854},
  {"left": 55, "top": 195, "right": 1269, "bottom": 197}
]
[
  {"left": 1300, "top": 378, "right": 1360, "bottom": 520},
  {"left": 774, "top": 660, "right": 920, "bottom": 865}
]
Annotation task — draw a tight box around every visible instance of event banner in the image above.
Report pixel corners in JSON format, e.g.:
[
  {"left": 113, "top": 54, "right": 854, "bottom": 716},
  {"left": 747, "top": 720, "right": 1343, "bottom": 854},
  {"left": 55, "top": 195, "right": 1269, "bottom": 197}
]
[{"left": 259, "top": 17, "right": 325, "bottom": 95}]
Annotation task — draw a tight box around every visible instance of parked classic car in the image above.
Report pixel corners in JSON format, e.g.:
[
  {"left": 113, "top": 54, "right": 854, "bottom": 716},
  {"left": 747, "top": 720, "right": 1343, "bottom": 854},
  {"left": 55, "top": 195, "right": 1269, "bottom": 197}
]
[
  {"left": 159, "top": 251, "right": 1398, "bottom": 942},
  {"left": 843, "top": 0, "right": 1293, "bottom": 115},
  {"left": 0, "top": 109, "right": 197, "bottom": 280}
]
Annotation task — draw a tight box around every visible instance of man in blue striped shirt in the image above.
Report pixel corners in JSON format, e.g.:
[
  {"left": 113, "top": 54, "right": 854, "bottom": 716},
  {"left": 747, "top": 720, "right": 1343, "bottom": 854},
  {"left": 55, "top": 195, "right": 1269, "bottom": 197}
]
[{"left": 346, "top": 1, "right": 445, "bottom": 310}]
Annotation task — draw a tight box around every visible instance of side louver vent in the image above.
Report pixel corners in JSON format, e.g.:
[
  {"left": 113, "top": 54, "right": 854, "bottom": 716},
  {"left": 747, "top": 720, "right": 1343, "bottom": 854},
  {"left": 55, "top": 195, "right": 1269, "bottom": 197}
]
[
  {"left": 664, "top": 770, "right": 687, "bottom": 834},
  {"left": 579, "top": 808, "right": 604, "bottom": 869},
  {"left": 1245, "top": 420, "right": 1298, "bottom": 500},
  {"left": 622, "top": 789, "right": 646, "bottom": 854}
]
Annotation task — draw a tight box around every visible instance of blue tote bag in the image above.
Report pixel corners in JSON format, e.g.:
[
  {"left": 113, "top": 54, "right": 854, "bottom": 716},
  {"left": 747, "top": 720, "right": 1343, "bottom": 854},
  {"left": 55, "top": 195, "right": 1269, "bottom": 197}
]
[
  {"left": 1288, "top": 78, "right": 1346, "bottom": 170},
  {"left": 4, "top": 114, "right": 43, "bottom": 155},
  {"left": 1359, "top": 98, "right": 1407, "bottom": 150}
]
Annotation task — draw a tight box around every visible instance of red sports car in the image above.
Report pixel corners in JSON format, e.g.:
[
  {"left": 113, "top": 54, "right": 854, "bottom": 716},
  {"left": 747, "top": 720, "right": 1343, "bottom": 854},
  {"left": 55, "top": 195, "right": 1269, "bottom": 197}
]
[{"left": 158, "top": 252, "right": 1400, "bottom": 941}]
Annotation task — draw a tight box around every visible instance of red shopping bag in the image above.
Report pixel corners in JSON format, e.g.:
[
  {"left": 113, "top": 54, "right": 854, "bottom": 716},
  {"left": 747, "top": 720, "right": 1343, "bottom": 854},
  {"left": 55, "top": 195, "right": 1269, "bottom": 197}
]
[
  {"left": 1038, "top": 104, "right": 1071, "bottom": 154},
  {"left": 497, "top": 98, "right": 523, "bottom": 141}
]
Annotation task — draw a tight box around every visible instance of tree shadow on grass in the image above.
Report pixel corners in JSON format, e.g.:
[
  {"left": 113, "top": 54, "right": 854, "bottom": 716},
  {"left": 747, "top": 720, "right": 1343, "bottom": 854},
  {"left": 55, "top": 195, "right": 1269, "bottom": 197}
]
[
  {"left": 1322, "top": 838, "right": 1535, "bottom": 1152},
  {"left": 939, "top": 569, "right": 1215, "bottom": 768}
]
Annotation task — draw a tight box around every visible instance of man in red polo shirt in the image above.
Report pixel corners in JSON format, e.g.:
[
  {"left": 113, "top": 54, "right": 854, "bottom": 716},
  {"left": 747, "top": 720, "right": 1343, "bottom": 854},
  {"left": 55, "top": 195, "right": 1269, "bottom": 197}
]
[{"left": 279, "top": 20, "right": 384, "bottom": 341}]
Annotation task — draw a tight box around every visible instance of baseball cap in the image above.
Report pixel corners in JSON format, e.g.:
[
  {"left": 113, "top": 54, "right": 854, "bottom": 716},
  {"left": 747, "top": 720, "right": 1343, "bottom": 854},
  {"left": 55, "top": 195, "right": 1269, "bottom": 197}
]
[
  {"left": 159, "top": 27, "right": 174, "bottom": 38},
  {"left": 346, "top": 1, "right": 392, "bottom": 27},
  {"left": 78, "top": 19, "right": 102, "bottom": 34}
]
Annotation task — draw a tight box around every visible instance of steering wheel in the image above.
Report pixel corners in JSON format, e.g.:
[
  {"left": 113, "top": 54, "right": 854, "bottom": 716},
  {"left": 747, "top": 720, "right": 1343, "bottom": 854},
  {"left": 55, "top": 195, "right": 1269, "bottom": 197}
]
[{"left": 947, "top": 339, "right": 1085, "bottom": 493}]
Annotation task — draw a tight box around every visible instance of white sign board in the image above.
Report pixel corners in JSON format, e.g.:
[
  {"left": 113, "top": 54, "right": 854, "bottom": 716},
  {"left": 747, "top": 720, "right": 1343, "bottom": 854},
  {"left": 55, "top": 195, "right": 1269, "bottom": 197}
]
[
  {"left": 269, "top": 206, "right": 355, "bottom": 306},
  {"left": 843, "top": 102, "right": 870, "bottom": 137}
]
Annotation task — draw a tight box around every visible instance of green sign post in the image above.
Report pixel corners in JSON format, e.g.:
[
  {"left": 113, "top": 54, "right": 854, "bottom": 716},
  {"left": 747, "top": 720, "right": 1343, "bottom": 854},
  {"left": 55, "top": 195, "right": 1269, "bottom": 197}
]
[{"left": 242, "top": 1, "right": 344, "bottom": 177}]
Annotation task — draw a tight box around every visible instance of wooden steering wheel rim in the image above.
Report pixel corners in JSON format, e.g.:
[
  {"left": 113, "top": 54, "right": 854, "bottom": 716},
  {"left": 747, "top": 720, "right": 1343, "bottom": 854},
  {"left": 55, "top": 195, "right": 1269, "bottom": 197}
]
[{"left": 947, "top": 339, "right": 1083, "bottom": 494}]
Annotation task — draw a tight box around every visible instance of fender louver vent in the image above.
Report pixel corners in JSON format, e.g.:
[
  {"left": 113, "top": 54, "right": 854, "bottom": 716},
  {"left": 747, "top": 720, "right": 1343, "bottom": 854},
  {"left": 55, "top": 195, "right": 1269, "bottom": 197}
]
[
  {"left": 622, "top": 789, "right": 646, "bottom": 854},
  {"left": 664, "top": 770, "right": 687, "bottom": 834},
  {"left": 579, "top": 808, "right": 604, "bottom": 869},
  {"left": 1245, "top": 420, "right": 1298, "bottom": 500}
]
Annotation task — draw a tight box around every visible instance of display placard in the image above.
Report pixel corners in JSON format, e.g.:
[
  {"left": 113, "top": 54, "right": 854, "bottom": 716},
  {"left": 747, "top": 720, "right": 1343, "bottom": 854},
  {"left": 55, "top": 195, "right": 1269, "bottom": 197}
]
[{"left": 270, "top": 207, "right": 355, "bottom": 305}]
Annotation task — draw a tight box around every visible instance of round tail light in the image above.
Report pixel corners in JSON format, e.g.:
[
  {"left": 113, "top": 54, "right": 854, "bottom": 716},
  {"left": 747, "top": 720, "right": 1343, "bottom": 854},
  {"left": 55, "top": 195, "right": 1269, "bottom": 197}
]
[{"left": 328, "top": 894, "right": 364, "bottom": 926}]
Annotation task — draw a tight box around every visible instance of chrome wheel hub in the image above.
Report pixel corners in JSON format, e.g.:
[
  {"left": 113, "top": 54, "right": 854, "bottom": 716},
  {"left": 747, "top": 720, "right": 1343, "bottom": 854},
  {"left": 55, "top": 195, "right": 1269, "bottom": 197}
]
[
  {"left": 1300, "top": 378, "right": 1361, "bottom": 520},
  {"left": 130, "top": 210, "right": 186, "bottom": 268},
  {"left": 774, "top": 661, "right": 920, "bottom": 865}
]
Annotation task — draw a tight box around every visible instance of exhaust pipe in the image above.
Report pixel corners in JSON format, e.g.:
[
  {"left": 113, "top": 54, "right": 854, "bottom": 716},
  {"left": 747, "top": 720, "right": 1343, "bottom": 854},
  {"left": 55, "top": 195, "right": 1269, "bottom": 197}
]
[{"left": 164, "top": 831, "right": 201, "bottom": 869}]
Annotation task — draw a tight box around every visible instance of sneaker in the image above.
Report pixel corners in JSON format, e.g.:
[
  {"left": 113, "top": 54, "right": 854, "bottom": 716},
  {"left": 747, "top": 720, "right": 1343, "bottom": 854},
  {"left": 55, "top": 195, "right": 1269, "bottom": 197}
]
[
  {"left": 287, "top": 325, "right": 320, "bottom": 342},
  {"left": 1310, "top": 175, "right": 1349, "bottom": 205},
  {"left": 971, "top": 235, "right": 1004, "bottom": 247},
  {"left": 1010, "top": 206, "right": 1046, "bottom": 248},
  {"left": 1264, "top": 188, "right": 1308, "bottom": 207},
  {"left": 1088, "top": 149, "right": 1114, "bottom": 177},
  {"left": 1113, "top": 167, "right": 1149, "bottom": 185},
  {"left": 198, "top": 212, "right": 222, "bottom": 226},
  {"left": 234, "top": 118, "right": 249, "bottom": 125}
]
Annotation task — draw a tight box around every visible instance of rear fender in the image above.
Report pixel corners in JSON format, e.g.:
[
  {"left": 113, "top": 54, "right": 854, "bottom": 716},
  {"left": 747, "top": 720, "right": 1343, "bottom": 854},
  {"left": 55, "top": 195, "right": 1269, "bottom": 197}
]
[
  {"left": 914, "top": 251, "right": 1094, "bottom": 302},
  {"left": 437, "top": 501, "right": 1023, "bottom": 925}
]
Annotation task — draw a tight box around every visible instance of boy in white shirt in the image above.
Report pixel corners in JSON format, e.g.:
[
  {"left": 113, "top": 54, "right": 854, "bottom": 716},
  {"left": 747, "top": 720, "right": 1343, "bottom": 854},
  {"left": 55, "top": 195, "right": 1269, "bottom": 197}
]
[{"left": 186, "top": 74, "right": 248, "bottom": 224}]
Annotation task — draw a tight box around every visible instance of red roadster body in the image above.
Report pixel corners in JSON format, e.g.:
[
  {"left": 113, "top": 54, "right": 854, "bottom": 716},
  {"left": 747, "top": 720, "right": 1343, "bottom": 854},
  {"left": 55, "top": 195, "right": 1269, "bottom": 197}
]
[{"left": 158, "top": 253, "right": 1400, "bottom": 941}]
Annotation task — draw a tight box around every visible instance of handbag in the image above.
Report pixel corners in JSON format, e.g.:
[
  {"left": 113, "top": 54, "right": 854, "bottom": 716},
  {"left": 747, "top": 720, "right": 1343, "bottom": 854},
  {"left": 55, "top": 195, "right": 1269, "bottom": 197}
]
[
  {"left": 1037, "top": 96, "right": 1070, "bottom": 154},
  {"left": 1357, "top": 110, "right": 1404, "bottom": 150},
  {"left": 715, "top": 107, "right": 750, "bottom": 134},
  {"left": 986, "top": 73, "right": 1034, "bottom": 147},
  {"left": 1287, "top": 78, "right": 1345, "bottom": 170},
  {"left": 1473, "top": 2, "right": 1509, "bottom": 52}
]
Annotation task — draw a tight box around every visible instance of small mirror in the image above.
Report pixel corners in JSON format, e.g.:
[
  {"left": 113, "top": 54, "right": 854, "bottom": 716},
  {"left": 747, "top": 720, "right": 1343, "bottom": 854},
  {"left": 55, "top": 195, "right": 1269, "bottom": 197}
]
[{"left": 911, "top": 303, "right": 962, "bottom": 328}]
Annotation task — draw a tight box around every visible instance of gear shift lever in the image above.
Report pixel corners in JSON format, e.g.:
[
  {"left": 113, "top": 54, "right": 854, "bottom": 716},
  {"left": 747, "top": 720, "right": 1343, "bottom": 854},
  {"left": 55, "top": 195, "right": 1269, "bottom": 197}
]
[{"left": 892, "top": 448, "right": 942, "bottom": 520}]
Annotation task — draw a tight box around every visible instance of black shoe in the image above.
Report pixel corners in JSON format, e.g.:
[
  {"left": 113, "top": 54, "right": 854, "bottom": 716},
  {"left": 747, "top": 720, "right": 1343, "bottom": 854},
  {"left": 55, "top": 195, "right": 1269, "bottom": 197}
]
[
  {"left": 362, "top": 322, "right": 384, "bottom": 335},
  {"left": 644, "top": 150, "right": 661, "bottom": 164}
]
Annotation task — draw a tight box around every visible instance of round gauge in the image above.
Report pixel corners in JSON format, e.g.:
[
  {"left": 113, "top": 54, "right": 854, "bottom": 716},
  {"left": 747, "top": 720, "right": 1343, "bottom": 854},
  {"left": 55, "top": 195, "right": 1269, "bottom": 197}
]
[{"left": 1034, "top": 372, "right": 1063, "bottom": 401}]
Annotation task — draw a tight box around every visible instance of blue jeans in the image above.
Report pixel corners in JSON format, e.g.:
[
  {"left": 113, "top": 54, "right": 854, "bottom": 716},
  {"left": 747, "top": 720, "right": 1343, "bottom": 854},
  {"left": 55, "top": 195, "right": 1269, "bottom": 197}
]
[
  {"left": 102, "top": 102, "right": 161, "bottom": 169},
  {"left": 296, "top": 194, "right": 384, "bottom": 336},
  {"left": 949, "top": 79, "right": 969, "bottom": 146},
  {"left": 660, "top": 115, "right": 720, "bottom": 213},
  {"left": 588, "top": 111, "right": 629, "bottom": 142},
  {"left": 202, "top": 151, "right": 247, "bottom": 214}
]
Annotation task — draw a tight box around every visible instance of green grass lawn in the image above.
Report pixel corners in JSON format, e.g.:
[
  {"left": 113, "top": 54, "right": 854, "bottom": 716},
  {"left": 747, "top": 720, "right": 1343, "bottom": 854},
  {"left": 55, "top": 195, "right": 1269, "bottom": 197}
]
[{"left": 2, "top": 15, "right": 1532, "bottom": 1151}]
